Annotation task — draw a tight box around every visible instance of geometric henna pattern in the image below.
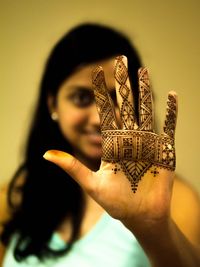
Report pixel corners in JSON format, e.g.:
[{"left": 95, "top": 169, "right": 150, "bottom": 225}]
[
  {"left": 138, "top": 67, "right": 154, "bottom": 131},
  {"left": 101, "top": 130, "right": 175, "bottom": 169},
  {"left": 120, "top": 161, "right": 151, "bottom": 193},
  {"left": 92, "top": 55, "right": 178, "bottom": 193},
  {"left": 163, "top": 93, "right": 177, "bottom": 139},
  {"left": 112, "top": 163, "right": 121, "bottom": 174},
  {"left": 92, "top": 66, "right": 118, "bottom": 131},
  {"left": 151, "top": 167, "right": 160, "bottom": 177},
  {"left": 114, "top": 56, "right": 137, "bottom": 130}
]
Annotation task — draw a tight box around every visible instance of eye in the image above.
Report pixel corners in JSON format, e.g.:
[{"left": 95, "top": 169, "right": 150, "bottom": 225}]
[{"left": 68, "top": 89, "right": 95, "bottom": 108}]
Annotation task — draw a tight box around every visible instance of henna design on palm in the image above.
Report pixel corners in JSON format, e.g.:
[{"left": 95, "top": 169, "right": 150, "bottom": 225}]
[{"left": 92, "top": 56, "right": 177, "bottom": 193}]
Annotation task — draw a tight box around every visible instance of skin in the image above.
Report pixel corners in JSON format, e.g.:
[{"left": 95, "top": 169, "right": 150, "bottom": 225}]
[
  {"left": 48, "top": 57, "right": 120, "bottom": 171},
  {"left": 44, "top": 57, "right": 200, "bottom": 267},
  {"left": 1, "top": 57, "right": 200, "bottom": 266},
  {"left": 48, "top": 58, "right": 120, "bottom": 239}
]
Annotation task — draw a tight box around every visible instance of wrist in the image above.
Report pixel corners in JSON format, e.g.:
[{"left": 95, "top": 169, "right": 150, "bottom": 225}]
[
  {"left": 123, "top": 217, "right": 200, "bottom": 267},
  {"left": 122, "top": 215, "right": 172, "bottom": 242}
]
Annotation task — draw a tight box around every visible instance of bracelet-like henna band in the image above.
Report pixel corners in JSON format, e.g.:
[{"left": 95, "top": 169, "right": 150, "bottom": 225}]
[{"left": 102, "top": 130, "right": 175, "bottom": 169}]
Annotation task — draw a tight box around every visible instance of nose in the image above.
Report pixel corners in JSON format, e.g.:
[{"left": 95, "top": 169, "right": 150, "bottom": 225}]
[{"left": 88, "top": 103, "right": 100, "bottom": 126}]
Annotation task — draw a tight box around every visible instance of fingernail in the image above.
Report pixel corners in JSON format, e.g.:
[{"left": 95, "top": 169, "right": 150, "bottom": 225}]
[
  {"left": 121, "top": 55, "right": 127, "bottom": 66},
  {"left": 43, "top": 150, "right": 73, "bottom": 160},
  {"left": 43, "top": 150, "right": 54, "bottom": 160}
]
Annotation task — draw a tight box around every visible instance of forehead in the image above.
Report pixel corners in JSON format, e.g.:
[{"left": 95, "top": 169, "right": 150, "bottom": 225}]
[{"left": 63, "top": 57, "right": 116, "bottom": 89}]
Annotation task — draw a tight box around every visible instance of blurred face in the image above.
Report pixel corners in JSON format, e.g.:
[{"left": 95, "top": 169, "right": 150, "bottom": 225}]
[{"left": 51, "top": 58, "right": 118, "bottom": 161}]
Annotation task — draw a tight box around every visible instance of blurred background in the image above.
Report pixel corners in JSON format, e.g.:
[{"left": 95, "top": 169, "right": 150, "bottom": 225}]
[{"left": 0, "top": 0, "right": 200, "bottom": 193}]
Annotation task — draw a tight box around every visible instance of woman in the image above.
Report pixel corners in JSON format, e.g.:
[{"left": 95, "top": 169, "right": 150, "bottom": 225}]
[{"left": 1, "top": 23, "right": 200, "bottom": 267}]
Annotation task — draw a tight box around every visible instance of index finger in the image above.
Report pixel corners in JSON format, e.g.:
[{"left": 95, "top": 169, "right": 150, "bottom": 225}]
[{"left": 92, "top": 66, "right": 118, "bottom": 131}]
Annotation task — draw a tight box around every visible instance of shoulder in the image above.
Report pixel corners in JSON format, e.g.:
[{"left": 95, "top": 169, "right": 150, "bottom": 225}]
[
  {"left": 0, "top": 242, "right": 6, "bottom": 267},
  {"left": 0, "top": 182, "right": 10, "bottom": 267},
  {"left": 0, "top": 182, "right": 10, "bottom": 232},
  {"left": 171, "top": 175, "right": 200, "bottom": 246},
  {"left": 0, "top": 169, "right": 26, "bottom": 233}
]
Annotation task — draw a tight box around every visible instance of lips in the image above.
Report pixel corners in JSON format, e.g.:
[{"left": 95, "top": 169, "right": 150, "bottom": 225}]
[{"left": 85, "top": 132, "right": 102, "bottom": 144}]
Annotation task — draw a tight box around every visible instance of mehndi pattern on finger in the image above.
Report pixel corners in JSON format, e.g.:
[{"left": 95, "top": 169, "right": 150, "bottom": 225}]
[
  {"left": 92, "top": 66, "right": 118, "bottom": 130},
  {"left": 114, "top": 56, "right": 137, "bottom": 130},
  {"left": 92, "top": 56, "right": 177, "bottom": 193},
  {"left": 163, "top": 93, "right": 177, "bottom": 138},
  {"left": 138, "top": 68, "right": 154, "bottom": 131}
]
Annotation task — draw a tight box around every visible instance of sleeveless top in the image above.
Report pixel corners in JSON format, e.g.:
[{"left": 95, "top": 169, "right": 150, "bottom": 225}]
[{"left": 3, "top": 213, "right": 150, "bottom": 267}]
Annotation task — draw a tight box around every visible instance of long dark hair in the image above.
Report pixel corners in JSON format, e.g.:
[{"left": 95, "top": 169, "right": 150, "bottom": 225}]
[{"left": 1, "top": 23, "right": 142, "bottom": 261}]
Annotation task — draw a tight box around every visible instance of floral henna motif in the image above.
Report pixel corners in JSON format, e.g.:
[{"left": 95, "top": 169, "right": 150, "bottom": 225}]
[{"left": 92, "top": 56, "right": 177, "bottom": 193}]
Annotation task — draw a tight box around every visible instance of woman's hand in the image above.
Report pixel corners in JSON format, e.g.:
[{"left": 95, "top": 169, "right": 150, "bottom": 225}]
[
  {"left": 44, "top": 56, "right": 200, "bottom": 267},
  {"left": 43, "top": 55, "right": 178, "bottom": 232}
]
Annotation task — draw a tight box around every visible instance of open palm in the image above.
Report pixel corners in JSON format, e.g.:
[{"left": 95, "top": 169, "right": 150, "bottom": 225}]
[{"left": 44, "top": 56, "right": 178, "bottom": 228}]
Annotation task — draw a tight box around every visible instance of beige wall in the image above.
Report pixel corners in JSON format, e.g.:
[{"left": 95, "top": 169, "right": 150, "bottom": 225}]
[{"left": 1, "top": 0, "right": 200, "bottom": 193}]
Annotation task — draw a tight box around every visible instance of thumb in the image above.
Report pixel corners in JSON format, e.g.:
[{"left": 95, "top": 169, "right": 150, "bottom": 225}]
[{"left": 43, "top": 150, "right": 95, "bottom": 192}]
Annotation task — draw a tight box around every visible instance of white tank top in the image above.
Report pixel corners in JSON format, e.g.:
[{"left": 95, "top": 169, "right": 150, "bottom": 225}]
[{"left": 3, "top": 213, "right": 150, "bottom": 267}]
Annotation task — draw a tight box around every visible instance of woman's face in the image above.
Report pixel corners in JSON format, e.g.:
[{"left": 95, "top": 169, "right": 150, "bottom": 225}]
[{"left": 52, "top": 58, "right": 118, "bottom": 161}]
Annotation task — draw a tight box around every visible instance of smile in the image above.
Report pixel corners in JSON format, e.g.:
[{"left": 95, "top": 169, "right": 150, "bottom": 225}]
[{"left": 83, "top": 131, "right": 102, "bottom": 144}]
